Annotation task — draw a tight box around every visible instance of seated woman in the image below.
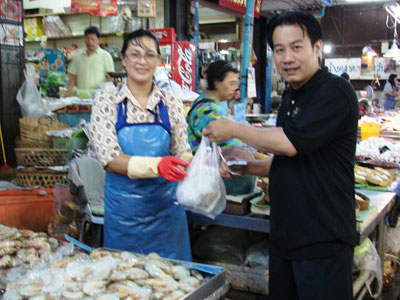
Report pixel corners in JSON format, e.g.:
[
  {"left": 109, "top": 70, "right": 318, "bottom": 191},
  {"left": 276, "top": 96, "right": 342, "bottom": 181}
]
[{"left": 186, "top": 60, "right": 244, "bottom": 152}]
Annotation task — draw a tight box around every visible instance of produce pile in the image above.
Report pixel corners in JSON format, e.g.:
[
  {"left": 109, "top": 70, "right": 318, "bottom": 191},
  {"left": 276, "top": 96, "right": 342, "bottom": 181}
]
[{"left": 356, "top": 137, "right": 400, "bottom": 165}]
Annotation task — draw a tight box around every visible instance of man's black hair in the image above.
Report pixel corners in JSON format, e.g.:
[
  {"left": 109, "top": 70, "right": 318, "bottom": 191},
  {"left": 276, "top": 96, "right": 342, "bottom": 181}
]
[
  {"left": 388, "top": 73, "right": 398, "bottom": 89},
  {"left": 84, "top": 26, "right": 101, "bottom": 38},
  {"left": 341, "top": 72, "right": 350, "bottom": 81},
  {"left": 267, "top": 10, "right": 322, "bottom": 49},
  {"left": 121, "top": 29, "right": 161, "bottom": 56},
  {"left": 206, "top": 60, "right": 238, "bottom": 91}
]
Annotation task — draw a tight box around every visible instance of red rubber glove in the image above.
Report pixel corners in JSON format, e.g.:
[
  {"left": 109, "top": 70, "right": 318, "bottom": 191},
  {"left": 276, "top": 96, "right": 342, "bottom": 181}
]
[{"left": 158, "top": 156, "right": 190, "bottom": 181}]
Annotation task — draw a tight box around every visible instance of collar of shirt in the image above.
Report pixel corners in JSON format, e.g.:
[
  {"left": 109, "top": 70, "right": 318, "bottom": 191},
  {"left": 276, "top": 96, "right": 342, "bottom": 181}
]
[
  {"left": 83, "top": 47, "right": 100, "bottom": 56},
  {"left": 287, "top": 67, "right": 329, "bottom": 97},
  {"left": 114, "top": 83, "right": 165, "bottom": 111}
]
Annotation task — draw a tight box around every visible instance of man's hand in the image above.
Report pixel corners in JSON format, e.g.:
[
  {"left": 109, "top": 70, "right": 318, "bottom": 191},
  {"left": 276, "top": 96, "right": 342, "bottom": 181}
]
[
  {"left": 203, "top": 119, "right": 237, "bottom": 142},
  {"left": 220, "top": 160, "right": 246, "bottom": 180}
]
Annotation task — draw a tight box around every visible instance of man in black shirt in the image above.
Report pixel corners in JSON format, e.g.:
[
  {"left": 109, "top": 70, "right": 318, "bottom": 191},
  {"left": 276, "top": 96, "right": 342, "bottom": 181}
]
[{"left": 203, "top": 10, "right": 358, "bottom": 300}]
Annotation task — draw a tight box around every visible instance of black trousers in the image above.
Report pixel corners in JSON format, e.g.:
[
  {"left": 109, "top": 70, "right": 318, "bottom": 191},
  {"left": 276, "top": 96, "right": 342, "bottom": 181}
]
[{"left": 268, "top": 244, "right": 354, "bottom": 300}]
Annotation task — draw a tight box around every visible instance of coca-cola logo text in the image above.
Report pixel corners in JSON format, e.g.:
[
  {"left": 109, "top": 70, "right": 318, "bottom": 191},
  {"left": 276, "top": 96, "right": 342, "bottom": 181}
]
[
  {"left": 177, "top": 45, "right": 193, "bottom": 91},
  {"left": 151, "top": 30, "right": 168, "bottom": 40}
]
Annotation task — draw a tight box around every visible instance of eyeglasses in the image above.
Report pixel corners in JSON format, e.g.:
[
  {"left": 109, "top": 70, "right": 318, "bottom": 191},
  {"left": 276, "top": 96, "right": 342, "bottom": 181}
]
[{"left": 124, "top": 52, "right": 160, "bottom": 63}]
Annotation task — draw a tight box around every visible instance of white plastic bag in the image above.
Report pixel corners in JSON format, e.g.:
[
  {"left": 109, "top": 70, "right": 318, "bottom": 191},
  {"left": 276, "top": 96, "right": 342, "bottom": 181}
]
[
  {"left": 176, "top": 136, "right": 226, "bottom": 219},
  {"left": 16, "top": 71, "right": 47, "bottom": 118},
  {"left": 353, "top": 238, "right": 382, "bottom": 298}
]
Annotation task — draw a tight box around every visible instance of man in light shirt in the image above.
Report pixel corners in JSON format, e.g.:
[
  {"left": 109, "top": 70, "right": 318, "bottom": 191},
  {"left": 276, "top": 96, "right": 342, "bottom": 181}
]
[{"left": 66, "top": 26, "right": 114, "bottom": 97}]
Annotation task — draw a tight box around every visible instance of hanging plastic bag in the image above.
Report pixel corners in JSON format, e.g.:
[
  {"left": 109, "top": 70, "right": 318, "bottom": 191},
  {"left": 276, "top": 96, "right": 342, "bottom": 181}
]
[
  {"left": 16, "top": 71, "right": 47, "bottom": 118},
  {"left": 176, "top": 136, "right": 226, "bottom": 219},
  {"left": 353, "top": 238, "right": 382, "bottom": 298}
]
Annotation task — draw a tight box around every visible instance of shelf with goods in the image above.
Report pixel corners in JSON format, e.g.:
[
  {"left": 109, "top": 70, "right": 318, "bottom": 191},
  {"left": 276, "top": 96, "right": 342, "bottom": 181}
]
[{"left": 23, "top": 11, "right": 133, "bottom": 67}]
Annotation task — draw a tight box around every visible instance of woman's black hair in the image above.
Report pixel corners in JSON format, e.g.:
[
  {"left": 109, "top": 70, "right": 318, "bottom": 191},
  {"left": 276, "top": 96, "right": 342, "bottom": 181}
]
[
  {"left": 121, "top": 29, "right": 160, "bottom": 56},
  {"left": 267, "top": 10, "right": 322, "bottom": 49},
  {"left": 206, "top": 60, "right": 238, "bottom": 91},
  {"left": 84, "top": 26, "right": 101, "bottom": 38},
  {"left": 388, "top": 73, "right": 398, "bottom": 89}
]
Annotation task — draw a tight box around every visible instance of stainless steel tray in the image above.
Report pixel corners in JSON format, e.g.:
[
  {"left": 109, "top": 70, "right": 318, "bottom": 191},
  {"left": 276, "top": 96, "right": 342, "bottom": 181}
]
[{"left": 167, "top": 259, "right": 229, "bottom": 300}]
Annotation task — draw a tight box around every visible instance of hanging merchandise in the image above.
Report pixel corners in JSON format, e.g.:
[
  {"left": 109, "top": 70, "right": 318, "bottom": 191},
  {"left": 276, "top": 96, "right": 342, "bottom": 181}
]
[
  {"left": 38, "top": 48, "right": 66, "bottom": 97},
  {"left": 43, "top": 16, "right": 71, "bottom": 37},
  {"left": 107, "top": 5, "right": 140, "bottom": 33},
  {"left": 71, "top": 0, "right": 100, "bottom": 15},
  {"left": 16, "top": 71, "right": 47, "bottom": 118},
  {"left": 98, "top": 0, "right": 118, "bottom": 16},
  {"left": 0, "top": 0, "right": 21, "bottom": 22},
  {"left": 247, "top": 67, "right": 257, "bottom": 98},
  {"left": 72, "top": 0, "right": 117, "bottom": 16},
  {"left": 137, "top": 0, "right": 155, "bottom": 17}
]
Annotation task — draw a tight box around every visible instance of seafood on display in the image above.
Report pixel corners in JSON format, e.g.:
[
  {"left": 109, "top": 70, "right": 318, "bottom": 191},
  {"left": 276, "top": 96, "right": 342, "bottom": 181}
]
[
  {"left": 0, "top": 224, "right": 65, "bottom": 270},
  {"left": 1, "top": 225, "right": 207, "bottom": 300}
]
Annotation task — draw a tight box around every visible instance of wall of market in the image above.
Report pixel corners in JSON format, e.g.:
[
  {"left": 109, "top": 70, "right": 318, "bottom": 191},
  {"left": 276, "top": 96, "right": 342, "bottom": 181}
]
[{"left": 24, "top": 0, "right": 165, "bottom": 73}]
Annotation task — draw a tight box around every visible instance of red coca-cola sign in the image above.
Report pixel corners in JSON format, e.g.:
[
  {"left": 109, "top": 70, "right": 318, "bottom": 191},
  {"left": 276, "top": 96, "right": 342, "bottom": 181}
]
[
  {"left": 150, "top": 27, "right": 176, "bottom": 44},
  {"left": 219, "top": 0, "right": 263, "bottom": 19},
  {"left": 173, "top": 42, "right": 195, "bottom": 91}
]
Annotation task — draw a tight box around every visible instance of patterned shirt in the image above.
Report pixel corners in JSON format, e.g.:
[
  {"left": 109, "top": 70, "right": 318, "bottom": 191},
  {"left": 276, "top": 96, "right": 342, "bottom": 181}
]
[
  {"left": 186, "top": 93, "right": 243, "bottom": 152},
  {"left": 89, "top": 83, "right": 192, "bottom": 166}
]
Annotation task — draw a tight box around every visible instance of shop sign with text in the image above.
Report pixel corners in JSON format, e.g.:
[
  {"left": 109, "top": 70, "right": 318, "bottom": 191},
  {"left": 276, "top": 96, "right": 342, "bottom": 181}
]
[
  {"left": 150, "top": 27, "right": 176, "bottom": 44},
  {"left": 325, "top": 58, "right": 361, "bottom": 78},
  {"left": 219, "top": 0, "right": 263, "bottom": 18}
]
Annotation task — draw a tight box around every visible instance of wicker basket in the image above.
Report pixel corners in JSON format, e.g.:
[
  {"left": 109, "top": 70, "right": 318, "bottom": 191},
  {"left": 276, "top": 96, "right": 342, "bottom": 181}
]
[
  {"left": 15, "top": 148, "right": 67, "bottom": 166},
  {"left": 15, "top": 138, "right": 53, "bottom": 149},
  {"left": 19, "top": 117, "right": 69, "bottom": 133},
  {"left": 16, "top": 168, "right": 68, "bottom": 188},
  {"left": 19, "top": 117, "right": 69, "bottom": 148}
]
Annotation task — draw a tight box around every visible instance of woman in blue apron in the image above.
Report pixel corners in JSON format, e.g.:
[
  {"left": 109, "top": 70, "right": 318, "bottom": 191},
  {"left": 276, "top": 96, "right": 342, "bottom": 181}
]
[
  {"left": 90, "top": 29, "right": 192, "bottom": 261},
  {"left": 383, "top": 74, "right": 399, "bottom": 110}
]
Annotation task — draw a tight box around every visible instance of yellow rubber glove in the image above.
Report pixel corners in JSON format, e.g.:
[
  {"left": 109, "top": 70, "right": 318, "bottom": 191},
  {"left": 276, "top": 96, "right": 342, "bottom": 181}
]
[
  {"left": 180, "top": 152, "right": 193, "bottom": 163},
  {"left": 127, "top": 156, "right": 162, "bottom": 179}
]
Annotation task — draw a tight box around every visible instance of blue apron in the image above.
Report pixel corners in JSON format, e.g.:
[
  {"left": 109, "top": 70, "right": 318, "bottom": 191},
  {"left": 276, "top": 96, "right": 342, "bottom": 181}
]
[
  {"left": 104, "top": 98, "right": 192, "bottom": 261},
  {"left": 384, "top": 86, "right": 397, "bottom": 110}
]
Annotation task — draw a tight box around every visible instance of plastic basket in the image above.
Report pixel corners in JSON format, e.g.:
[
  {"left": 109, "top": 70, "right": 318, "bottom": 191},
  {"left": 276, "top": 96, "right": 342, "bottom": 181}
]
[
  {"left": 16, "top": 169, "right": 68, "bottom": 188},
  {"left": 361, "top": 123, "right": 381, "bottom": 140},
  {"left": 0, "top": 188, "right": 54, "bottom": 232},
  {"left": 14, "top": 148, "right": 67, "bottom": 166}
]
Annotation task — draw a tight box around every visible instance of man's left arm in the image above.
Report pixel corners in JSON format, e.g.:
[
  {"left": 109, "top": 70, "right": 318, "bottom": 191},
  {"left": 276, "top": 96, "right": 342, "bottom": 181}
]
[
  {"left": 204, "top": 120, "right": 297, "bottom": 156},
  {"left": 205, "top": 78, "right": 356, "bottom": 156}
]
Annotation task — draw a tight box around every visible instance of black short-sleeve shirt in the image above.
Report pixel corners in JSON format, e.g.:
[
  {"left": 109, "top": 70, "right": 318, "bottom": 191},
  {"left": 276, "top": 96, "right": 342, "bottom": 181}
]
[{"left": 269, "top": 67, "right": 359, "bottom": 260}]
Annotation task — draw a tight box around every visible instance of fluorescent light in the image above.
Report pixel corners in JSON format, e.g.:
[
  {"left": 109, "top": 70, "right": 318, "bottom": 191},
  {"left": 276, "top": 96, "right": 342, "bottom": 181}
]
[
  {"left": 385, "top": 2, "right": 400, "bottom": 24},
  {"left": 384, "top": 40, "right": 400, "bottom": 58},
  {"left": 347, "top": 0, "right": 386, "bottom": 2},
  {"left": 323, "top": 44, "right": 332, "bottom": 54}
]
